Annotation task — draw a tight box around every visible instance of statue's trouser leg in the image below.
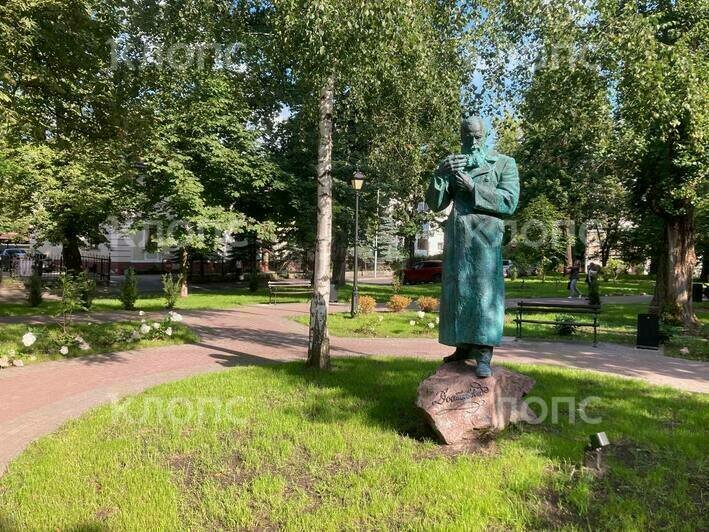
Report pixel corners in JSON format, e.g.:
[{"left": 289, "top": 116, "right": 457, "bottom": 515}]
[{"left": 471, "top": 345, "right": 494, "bottom": 378}]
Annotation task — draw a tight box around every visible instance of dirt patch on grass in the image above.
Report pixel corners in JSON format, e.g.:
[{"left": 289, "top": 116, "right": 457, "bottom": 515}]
[
  {"left": 94, "top": 506, "right": 117, "bottom": 521},
  {"left": 167, "top": 451, "right": 203, "bottom": 491}
]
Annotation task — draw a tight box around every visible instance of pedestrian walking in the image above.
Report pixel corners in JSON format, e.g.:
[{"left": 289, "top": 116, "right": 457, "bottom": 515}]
[{"left": 566, "top": 261, "right": 582, "bottom": 299}]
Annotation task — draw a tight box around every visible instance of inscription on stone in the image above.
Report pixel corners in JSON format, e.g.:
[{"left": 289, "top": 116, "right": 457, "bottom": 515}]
[
  {"left": 416, "top": 361, "right": 537, "bottom": 444},
  {"left": 431, "top": 382, "right": 490, "bottom": 412}
]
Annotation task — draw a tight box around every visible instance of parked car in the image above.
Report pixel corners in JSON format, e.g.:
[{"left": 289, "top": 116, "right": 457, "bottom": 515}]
[
  {"left": 0, "top": 248, "right": 27, "bottom": 270},
  {"left": 401, "top": 260, "right": 443, "bottom": 284}
]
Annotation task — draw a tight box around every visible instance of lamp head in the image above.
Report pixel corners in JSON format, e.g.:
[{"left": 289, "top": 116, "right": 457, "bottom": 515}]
[{"left": 351, "top": 171, "right": 365, "bottom": 191}]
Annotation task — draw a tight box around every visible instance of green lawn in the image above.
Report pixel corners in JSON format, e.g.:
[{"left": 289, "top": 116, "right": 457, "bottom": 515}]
[
  {"left": 295, "top": 302, "right": 709, "bottom": 360},
  {"left": 296, "top": 304, "right": 652, "bottom": 344},
  {"left": 0, "top": 319, "right": 198, "bottom": 364},
  {"left": 0, "top": 274, "right": 654, "bottom": 317},
  {"left": 349, "top": 274, "right": 656, "bottom": 302},
  {"left": 663, "top": 302, "right": 709, "bottom": 361},
  {"left": 0, "top": 359, "right": 705, "bottom": 530},
  {"left": 0, "top": 287, "right": 306, "bottom": 317}
]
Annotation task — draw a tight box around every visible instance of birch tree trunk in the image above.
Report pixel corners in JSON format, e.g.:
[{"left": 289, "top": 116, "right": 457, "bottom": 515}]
[
  {"left": 179, "top": 247, "right": 189, "bottom": 297},
  {"left": 307, "top": 77, "right": 334, "bottom": 369}
]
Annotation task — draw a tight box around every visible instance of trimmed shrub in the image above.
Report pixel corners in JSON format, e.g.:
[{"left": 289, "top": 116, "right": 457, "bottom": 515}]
[
  {"left": 162, "top": 274, "right": 182, "bottom": 309},
  {"left": 387, "top": 295, "right": 412, "bottom": 313},
  {"left": 26, "top": 273, "right": 43, "bottom": 307},
  {"left": 417, "top": 296, "right": 439, "bottom": 313},
  {"left": 357, "top": 295, "right": 377, "bottom": 314},
  {"left": 119, "top": 268, "right": 139, "bottom": 310},
  {"left": 554, "top": 314, "right": 579, "bottom": 336}
]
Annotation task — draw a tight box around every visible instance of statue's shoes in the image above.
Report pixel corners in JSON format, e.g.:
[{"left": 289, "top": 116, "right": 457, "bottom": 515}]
[
  {"left": 475, "top": 350, "right": 493, "bottom": 378},
  {"left": 443, "top": 350, "right": 475, "bottom": 363},
  {"left": 475, "top": 362, "right": 492, "bottom": 378}
]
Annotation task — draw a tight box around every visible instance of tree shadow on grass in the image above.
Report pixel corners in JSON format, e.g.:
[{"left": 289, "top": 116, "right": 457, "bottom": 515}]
[{"left": 261, "top": 357, "right": 708, "bottom": 528}]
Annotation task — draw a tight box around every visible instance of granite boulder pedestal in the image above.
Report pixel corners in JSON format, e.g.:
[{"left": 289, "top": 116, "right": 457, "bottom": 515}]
[{"left": 416, "top": 361, "right": 537, "bottom": 444}]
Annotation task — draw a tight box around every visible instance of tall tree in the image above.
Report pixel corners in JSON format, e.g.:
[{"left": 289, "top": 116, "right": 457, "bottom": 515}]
[
  {"left": 0, "top": 0, "right": 133, "bottom": 270},
  {"left": 109, "top": 0, "right": 282, "bottom": 295},
  {"left": 270, "top": 0, "right": 469, "bottom": 368},
  {"left": 598, "top": 0, "right": 708, "bottom": 325},
  {"left": 509, "top": 195, "right": 570, "bottom": 281}
]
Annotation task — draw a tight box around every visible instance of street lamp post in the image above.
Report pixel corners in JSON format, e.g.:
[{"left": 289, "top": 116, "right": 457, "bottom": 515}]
[{"left": 350, "top": 171, "right": 365, "bottom": 316}]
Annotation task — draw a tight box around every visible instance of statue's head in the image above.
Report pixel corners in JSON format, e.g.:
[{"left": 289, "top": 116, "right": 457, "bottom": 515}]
[{"left": 460, "top": 114, "right": 487, "bottom": 151}]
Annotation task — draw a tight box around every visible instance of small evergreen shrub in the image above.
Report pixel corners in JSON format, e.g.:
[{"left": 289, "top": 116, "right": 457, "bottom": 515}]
[
  {"left": 387, "top": 295, "right": 412, "bottom": 312},
  {"left": 357, "top": 295, "right": 377, "bottom": 314},
  {"left": 554, "top": 314, "right": 579, "bottom": 336},
  {"left": 76, "top": 272, "right": 96, "bottom": 310},
  {"left": 56, "top": 274, "right": 85, "bottom": 334},
  {"left": 391, "top": 273, "right": 402, "bottom": 294},
  {"left": 417, "top": 296, "right": 439, "bottom": 313},
  {"left": 248, "top": 273, "right": 259, "bottom": 292},
  {"left": 162, "top": 274, "right": 182, "bottom": 309},
  {"left": 26, "top": 273, "right": 43, "bottom": 307},
  {"left": 119, "top": 268, "right": 139, "bottom": 310}
]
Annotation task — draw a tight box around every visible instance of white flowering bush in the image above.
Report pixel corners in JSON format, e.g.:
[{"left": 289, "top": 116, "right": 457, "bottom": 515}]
[
  {"left": 1, "top": 312, "right": 187, "bottom": 369},
  {"left": 22, "top": 332, "right": 37, "bottom": 347},
  {"left": 168, "top": 311, "right": 183, "bottom": 323},
  {"left": 408, "top": 312, "right": 439, "bottom": 334},
  {"left": 1, "top": 329, "right": 40, "bottom": 368},
  {"left": 127, "top": 313, "right": 183, "bottom": 343}
]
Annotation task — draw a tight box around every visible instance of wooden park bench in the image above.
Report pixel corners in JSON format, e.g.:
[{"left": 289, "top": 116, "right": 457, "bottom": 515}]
[
  {"left": 514, "top": 300, "right": 602, "bottom": 347},
  {"left": 267, "top": 280, "right": 312, "bottom": 304}
]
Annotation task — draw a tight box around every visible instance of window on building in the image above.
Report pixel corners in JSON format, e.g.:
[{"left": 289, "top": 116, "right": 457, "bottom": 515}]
[
  {"left": 146, "top": 225, "right": 158, "bottom": 253},
  {"left": 416, "top": 237, "right": 429, "bottom": 252}
]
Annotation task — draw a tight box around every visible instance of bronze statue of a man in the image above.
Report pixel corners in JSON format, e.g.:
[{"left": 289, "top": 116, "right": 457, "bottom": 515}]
[{"left": 426, "top": 115, "right": 520, "bottom": 377}]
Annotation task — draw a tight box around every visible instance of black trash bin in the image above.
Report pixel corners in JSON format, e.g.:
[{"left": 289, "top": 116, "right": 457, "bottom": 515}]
[
  {"left": 636, "top": 313, "right": 660, "bottom": 350},
  {"left": 329, "top": 282, "right": 339, "bottom": 303},
  {"left": 692, "top": 283, "right": 703, "bottom": 303}
]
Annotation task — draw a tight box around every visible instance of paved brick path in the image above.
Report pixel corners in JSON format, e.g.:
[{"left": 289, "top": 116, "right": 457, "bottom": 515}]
[{"left": 1, "top": 302, "right": 707, "bottom": 475}]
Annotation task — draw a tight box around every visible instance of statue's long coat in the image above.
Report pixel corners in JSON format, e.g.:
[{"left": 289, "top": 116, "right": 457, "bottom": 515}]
[{"left": 426, "top": 151, "right": 519, "bottom": 347}]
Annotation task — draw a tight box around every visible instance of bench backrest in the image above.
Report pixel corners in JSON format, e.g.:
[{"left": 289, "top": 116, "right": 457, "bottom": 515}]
[{"left": 517, "top": 301, "right": 601, "bottom": 312}]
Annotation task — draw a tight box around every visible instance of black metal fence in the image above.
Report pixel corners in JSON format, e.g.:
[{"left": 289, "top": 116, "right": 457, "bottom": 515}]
[
  {"left": 6, "top": 253, "right": 111, "bottom": 285},
  {"left": 185, "top": 258, "right": 243, "bottom": 281}
]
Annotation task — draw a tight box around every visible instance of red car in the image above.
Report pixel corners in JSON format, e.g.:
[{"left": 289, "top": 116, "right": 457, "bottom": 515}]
[{"left": 401, "top": 260, "right": 443, "bottom": 284}]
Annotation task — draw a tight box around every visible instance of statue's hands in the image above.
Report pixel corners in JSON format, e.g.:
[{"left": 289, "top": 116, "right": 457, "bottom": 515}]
[
  {"left": 438, "top": 154, "right": 467, "bottom": 175},
  {"left": 455, "top": 171, "right": 474, "bottom": 194}
]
